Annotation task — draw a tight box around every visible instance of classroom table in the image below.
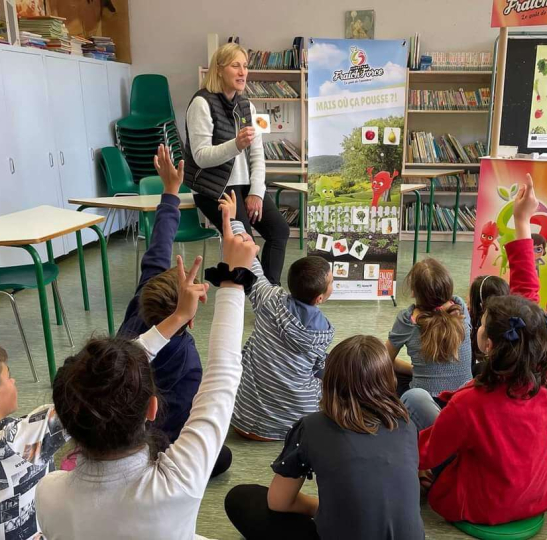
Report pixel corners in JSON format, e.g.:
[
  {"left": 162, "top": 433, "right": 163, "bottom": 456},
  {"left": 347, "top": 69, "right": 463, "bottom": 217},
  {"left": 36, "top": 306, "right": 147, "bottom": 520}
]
[
  {"left": 68, "top": 194, "right": 196, "bottom": 312},
  {"left": 0, "top": 206, "right": 110, "bottom": 383},
  {"left": 400, "top": 183, "right": 427, "bottom": 266},
  {"left": 401, "top": 169, "right": 465, "bottom": 252},
  {"left": 270, "top": 181, "right": 308, "bottom": 250}
]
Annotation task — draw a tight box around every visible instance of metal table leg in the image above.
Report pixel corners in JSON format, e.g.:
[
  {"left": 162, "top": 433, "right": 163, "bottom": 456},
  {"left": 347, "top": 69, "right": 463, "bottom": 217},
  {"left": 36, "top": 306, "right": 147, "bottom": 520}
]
[
  {"left": 46, "top": 240, "right": 62, "bottom": 326},
  {"left": 76, "top": 206, "right": 90, "bottom": 312},
  {"left": 452, "top": 175, "right": 461, "bottom": 244},
  {"left": 90, "top": 224, "right": 114, "bottom": 336},
  {"left": 412, "top": 190, "right": 422, "bottom": 267},
  {"left": 426, "top": 179, "right": 436, "bottom": 254}
]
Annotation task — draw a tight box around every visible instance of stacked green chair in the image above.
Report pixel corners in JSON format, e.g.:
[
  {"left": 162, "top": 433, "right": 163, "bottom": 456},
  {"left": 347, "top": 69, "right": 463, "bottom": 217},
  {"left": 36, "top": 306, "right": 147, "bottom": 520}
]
[
  {"left": 135, "top": 176, "right": 220, "bottom": 284},
  {"left": 115, "top": 75, "right": 184, "bottom": 182},
  {"left": 100, "top": 147, "right": 140, "bottom": 241}
]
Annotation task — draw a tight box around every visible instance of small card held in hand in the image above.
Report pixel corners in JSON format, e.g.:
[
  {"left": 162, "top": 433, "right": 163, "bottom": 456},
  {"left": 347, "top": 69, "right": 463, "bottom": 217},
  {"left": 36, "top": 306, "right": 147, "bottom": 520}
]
[{"left": 252, "top": 114, "right": 271, "bottom": 134}]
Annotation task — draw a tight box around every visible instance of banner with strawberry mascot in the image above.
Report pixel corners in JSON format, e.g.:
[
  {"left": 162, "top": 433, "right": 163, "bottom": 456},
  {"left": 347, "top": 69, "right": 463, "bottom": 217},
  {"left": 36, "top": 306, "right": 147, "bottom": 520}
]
[{"left": 307, "top": 38, "right": 408, "bottom": 300}]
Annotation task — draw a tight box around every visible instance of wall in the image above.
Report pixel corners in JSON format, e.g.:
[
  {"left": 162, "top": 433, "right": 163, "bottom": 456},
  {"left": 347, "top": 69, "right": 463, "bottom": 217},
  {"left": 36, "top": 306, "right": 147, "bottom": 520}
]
[{"left": 128, "top": 0, "right": 515, "bottom": 128}]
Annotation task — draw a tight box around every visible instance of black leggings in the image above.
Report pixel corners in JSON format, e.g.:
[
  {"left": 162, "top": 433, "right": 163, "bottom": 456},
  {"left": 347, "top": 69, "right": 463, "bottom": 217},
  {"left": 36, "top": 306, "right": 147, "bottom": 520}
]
[
  {"left": 194, "top": 185, "right": 290, "bottom": 285},
  {"left": 224, "top": 484, "right": 319, "bottom": 540},
  {"left": 211, "top": 444, "right": 232, "bottom": 478}
]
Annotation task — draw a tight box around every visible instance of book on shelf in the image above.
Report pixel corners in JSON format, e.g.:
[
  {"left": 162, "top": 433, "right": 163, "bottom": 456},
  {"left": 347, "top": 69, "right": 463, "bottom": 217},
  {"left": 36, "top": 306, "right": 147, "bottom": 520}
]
[
  {"left": 70, "top": 35, "right": 92, "bottom": 56},
  {"left": 278, "top": 205, "right": 300, "bottom": 227},
  {"left": 19, "top": 31, "right": 49, "bottom": 49},
  {"left": 408, "top": 33, "right": 420, "bottom": 70},
  {"left": 403, "top": 202, "right": 477, "bottom": 232},
  {"left": 18, "top": 16, "right": 70, "bottom": 53},
  {"left": 408, "top": 88, "right": 491, "bottom": 111},
  {"left": 407, "top": 131, "right": 486, "bottom": 164},
  {"left": 263, "top": 139, "right": 300, "bottom": 161},
  {"left": 82, "top": 36, "right": 116, "bottom": 61},
  {"left": 245, "top": 80, "right": 299, "bottom": 99},
  {"left": 403, "top": 173, "right": 479, "bottom": 192},
  {"left": 420, "top": 51, "right": 493, "bottom": 71}
]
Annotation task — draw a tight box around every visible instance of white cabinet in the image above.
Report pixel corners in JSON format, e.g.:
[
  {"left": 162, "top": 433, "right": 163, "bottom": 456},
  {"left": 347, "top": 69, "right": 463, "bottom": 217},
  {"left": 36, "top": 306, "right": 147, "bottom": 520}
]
[
  {"left": 0, "top": 46, "right": 130, "bottom": 268},
  {"left": 0, "top": 49, "right": 64, "bottom": 264}
]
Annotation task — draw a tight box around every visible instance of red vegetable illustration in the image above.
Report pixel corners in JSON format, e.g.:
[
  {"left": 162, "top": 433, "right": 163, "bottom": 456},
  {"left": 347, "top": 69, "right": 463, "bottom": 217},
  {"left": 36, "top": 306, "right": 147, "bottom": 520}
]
[{"left": 535, "top": 109, "right": 544, "bottom": 119}]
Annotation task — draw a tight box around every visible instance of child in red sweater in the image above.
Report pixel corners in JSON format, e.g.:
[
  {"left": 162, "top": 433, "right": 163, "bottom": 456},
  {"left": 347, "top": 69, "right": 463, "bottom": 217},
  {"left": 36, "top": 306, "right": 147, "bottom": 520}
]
[{"left": 416, "top": 174, "right": 547, "bottom": 525}]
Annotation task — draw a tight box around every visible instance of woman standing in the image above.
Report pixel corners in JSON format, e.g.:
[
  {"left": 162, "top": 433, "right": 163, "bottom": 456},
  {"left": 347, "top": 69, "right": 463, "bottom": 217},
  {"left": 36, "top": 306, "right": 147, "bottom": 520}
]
[{"left": 185, "top": 43, "right": 290, "bottom": 285}]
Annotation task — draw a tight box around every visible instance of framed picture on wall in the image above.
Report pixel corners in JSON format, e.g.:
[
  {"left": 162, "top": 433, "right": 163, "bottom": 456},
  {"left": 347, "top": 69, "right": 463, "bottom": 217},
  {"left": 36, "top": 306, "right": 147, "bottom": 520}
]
[
  {"left": 1, "top": 0, "right": 19, "bottom": 45},
  {"left": 345, "top": 10, "right": 375, "bottom": 40}
]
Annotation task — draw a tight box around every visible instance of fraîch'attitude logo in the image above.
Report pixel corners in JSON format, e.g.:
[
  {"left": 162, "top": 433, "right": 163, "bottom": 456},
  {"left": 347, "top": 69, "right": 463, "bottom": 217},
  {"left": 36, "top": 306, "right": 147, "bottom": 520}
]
[
  {"left": 333, "top": 46, "right": 384, "bottom": 84},
  {"left": 350, "top": 46, "right": 367, "bottom": 66}
]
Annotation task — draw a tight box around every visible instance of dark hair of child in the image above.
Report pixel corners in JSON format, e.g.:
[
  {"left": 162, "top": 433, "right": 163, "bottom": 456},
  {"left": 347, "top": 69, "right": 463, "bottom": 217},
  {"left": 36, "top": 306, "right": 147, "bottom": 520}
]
[{"left": 287, "top": 256, "right": 331, "bottom": 304}]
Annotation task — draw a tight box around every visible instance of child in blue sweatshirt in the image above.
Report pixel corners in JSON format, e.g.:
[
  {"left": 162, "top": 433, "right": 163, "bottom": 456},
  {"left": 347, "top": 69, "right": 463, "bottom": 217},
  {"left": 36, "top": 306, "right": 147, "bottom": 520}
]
[{"left": 118, "top": 145, "right": 231, "bottom": 474}]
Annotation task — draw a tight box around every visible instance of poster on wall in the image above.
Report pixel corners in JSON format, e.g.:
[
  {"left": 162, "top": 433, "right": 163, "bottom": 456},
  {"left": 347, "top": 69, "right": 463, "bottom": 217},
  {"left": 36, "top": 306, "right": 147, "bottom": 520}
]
[
  {"left": 528, "top": 44, "right": 547, "bottom": 147},
  {"left": 470, "top": 158, "right": 547, "bottom": 307},
  {"left": 491, "top": 0, "right": 547, "bottom": 28},
  {"left": 307, "top": 38, "right": 407, "bottom": 301},
  {"left": 15, "top": 0, "right": 45, "bottom": 16}
]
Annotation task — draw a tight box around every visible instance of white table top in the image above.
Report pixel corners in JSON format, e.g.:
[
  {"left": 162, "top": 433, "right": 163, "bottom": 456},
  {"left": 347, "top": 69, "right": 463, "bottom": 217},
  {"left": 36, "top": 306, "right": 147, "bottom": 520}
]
[
  {"left": 68, "top": 194, "right": 196, "bottom": 212},
  {"left": 270, "top": 182, "right": 308, "bottom": 193},
  {"left": 402, "top": 168, "right": 465, "bottom": 178},
  {"left": 401, "top": 183, "right": 427, "bottom": 193},
  {"left": 0, "top": 206, "right": 105, "bottom": 246}
]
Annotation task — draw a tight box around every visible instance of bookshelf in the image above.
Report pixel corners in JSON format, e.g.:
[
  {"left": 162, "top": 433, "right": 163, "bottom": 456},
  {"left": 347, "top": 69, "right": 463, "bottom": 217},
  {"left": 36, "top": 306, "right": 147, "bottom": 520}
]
[{"left": 401, "top": 68, "right": 493, "bottom": 242}]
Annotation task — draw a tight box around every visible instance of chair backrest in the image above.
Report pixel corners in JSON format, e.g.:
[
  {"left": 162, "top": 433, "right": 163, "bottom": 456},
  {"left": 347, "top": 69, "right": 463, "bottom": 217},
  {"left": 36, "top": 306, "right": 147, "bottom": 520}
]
[
  {"left": 101, "top": 147, "right": 139, "bottom": 196},
  {"left": 129, "top": 75, "right": 174, "bottom": 120},
  {"left": 177, "top": 183, "right": 202, "bottom": 231}
]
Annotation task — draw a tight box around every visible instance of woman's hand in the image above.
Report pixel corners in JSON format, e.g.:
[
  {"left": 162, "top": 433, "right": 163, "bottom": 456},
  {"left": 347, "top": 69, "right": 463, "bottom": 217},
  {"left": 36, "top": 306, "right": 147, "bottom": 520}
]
[
  {"left": 245, "top": 194, "right": 263, "bottom": 224},
  {"left": 154, "top": 144, "right": 184, "bottom": 195},
  {"left": 218, "top": 190, "right": 237, "bottom": 220},
  {"left": 235, "top": 127, "right": 255, "bottom": 151}
]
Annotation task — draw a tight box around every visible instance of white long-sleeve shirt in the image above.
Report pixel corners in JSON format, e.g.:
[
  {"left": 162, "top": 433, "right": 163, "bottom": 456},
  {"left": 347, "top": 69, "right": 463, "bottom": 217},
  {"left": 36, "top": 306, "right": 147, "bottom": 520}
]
[
  {"left": 186, "top": 96, "right": 266, "bottom": 199},
  {"left": 35, "top": 288, "right": 245, "bottom": 540}
]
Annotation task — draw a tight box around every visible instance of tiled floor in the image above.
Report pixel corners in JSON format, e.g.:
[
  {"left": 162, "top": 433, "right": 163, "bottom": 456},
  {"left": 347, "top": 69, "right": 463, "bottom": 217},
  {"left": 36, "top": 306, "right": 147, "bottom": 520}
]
[{"left": 1, "top": 234, "right": 545, "bottom": 539}]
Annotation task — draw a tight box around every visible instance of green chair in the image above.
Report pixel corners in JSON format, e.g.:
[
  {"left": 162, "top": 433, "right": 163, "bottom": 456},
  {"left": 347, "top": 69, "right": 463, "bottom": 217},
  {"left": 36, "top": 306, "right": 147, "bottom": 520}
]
[
  {"left": 117, "top": 75, "right": 175, "bottom": 130},
  {"left": 453, "top": 514, "right": 545, "bottom": 540},
  {"left": 100, "top": 147, "right": 140, "bottom": 241},
  {"left": 135, "top": 176, "right": 221, "bottom": 284},
  {"left": 0, "top": 262, "right": 74, "bottom": 382}
]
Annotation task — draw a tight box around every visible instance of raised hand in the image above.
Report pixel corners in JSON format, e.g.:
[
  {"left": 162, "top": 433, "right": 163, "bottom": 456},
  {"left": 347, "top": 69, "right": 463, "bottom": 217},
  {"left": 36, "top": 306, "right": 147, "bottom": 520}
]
[
  {"left": 221, "top": 205, "right": 259, "bottom": 272},
  {"left": 218, "top": 190, "right": 237, "bottom": 220},
  {"left": 154, "top": 144, "right": 184, "bottom": 195},
  {"left": 514, "top": 173, "right": 538, "bottom": 241}
]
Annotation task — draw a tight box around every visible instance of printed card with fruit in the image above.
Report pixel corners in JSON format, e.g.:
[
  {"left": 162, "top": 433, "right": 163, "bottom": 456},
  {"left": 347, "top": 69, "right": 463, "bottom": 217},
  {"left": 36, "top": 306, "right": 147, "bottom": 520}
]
[
  {"left": 252, "top": 114, "right": 271, "bottom": 134},
  {"left": 332, "top": 239, "right": 349, "bottom": 256}
]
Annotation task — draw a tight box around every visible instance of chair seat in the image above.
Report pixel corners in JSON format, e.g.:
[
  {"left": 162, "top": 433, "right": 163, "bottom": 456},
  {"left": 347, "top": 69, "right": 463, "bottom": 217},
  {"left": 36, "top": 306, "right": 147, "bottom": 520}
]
[
  {"left": 117, "top": 115, "right": 175, "bottom": 131},
  {"left": 174, "top": 227, "right": 219, "bottom": 243},
  {"left": 0, "top": 263, "right": 59, "bottom": 290},
  {"left": 453, "top": 514, "right": 545, "bottom": 540}
]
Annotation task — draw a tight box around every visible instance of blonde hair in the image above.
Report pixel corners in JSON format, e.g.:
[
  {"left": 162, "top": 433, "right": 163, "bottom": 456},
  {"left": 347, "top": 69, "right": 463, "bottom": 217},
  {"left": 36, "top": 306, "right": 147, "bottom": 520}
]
[{"left": 202, "top": 43, "right": 248, "bottom": 94}]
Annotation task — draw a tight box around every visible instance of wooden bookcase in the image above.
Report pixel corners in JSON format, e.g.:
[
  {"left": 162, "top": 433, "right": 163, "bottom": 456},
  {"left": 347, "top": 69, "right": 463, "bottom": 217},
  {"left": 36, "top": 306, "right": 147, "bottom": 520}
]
[{"left": 401, "top": 69, "right": 493, "bottom": 242}]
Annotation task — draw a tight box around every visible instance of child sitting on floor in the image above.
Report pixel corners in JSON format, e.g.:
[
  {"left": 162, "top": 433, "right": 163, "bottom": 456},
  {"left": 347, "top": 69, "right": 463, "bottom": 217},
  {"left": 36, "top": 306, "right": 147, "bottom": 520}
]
[
  {"left": 0, "top": 326, "right": 169, "bottom": 540},
  {"left": 117, "top": 145, "right": 230, "bottom": 475},
  {"left": 36, "top": 217, "right": 258, "bottom": 540},
  {"left": 224, "top": 335, "right": 424, "bottom": 540},
  {"left": 386, "top": 258, "right": 472, "bottom": 400},
  {"left": 219, "top": 191, "right": 335, "bottom": 441}
]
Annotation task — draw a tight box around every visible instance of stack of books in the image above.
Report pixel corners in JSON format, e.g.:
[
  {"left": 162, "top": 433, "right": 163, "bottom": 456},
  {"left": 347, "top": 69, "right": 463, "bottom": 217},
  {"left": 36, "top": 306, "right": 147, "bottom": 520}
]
[
  {"left": 70, "top": 36, "right": 92, "bottom": 56},
  {"left": 20, "top": 31, "right": 48, "bottom": 49},
  {"left": 278, "top": 206, "right": 300, "bottom": 227},
  {"left": 263, "top": 139, "right": 300, "bottom": 161},
  {"left": 18, "top": 16, "right": 70, "bottom": 54},
  {"left": 409, "top": 88, "right": 491, "bottom": 110},
  {"left": 407, "top": 131, "right": 486, "bottom": 164},
  {"left": 245, "top": 80, "right": 299, "bottom": 99},
  {"left": 403, "top": 203, "right": 477, "bottom": 232},
  {"left": 408, "top": 33, "right": 421, "bottom": 70},
  {"left": 422, "top": 51, "right": 493, "bottom": 71},
  {"left": 82, "top": 36, "right": 116, "bottom": 61}
]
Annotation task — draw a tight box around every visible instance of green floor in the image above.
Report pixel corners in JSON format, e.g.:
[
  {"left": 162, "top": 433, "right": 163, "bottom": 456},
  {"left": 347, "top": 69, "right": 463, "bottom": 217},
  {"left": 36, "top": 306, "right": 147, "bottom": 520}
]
[{"left": 1, "top": 234, "right": 545, "bottom": 539}]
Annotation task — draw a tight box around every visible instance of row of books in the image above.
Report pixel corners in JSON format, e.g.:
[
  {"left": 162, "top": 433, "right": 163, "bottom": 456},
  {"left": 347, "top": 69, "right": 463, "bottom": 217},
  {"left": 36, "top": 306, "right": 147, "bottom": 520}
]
[
  {"left": 83, "top": 36, "right": 116, "bottom": 61},
  {"left": 421, "top": 51, "right": 493, "bottom": 71},
  {"left": 403, "top": 203, "right": 477, "bottom": 232},
  {"left": 408, "top": 33, "right": 421, "bottom": 70},
  {"left": 245, "top": 80, "right": 299, "bottom": 99},
  {"left": 404, "top": 173, "right": 479, "bottom": 193},
  {"left": 263, "top": 139, "right": 300, "bottom": 161},
  {"left": 408, "top": 88, "right": 491, "bottom": 111},
  {"left": 278, "top": 206, "right": 300, "bottom": 227},
  {"left": 248, "top": 48, "right": 300, "bottom": 70},
  {"left": 407, "top": 131, "right": 486, "bottom": 164}
]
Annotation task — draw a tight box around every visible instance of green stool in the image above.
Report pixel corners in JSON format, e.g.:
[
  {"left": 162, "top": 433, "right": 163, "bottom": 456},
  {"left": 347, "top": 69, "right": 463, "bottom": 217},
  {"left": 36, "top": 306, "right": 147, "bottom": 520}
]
[{"left": 454, "top": 514, "right": 545, "bottom": 540}]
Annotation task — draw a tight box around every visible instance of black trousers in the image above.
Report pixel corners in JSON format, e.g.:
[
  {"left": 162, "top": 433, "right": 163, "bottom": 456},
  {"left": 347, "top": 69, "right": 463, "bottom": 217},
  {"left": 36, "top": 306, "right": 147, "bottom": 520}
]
[
  {"left": 224, "top": 484, "right": 320, "bottom": 540},
  {"left": 211, "top": 444, "right": 232, "bottom": 478},
  {"left": 194, "top": 185, "right": 290, "bottom": 285}
]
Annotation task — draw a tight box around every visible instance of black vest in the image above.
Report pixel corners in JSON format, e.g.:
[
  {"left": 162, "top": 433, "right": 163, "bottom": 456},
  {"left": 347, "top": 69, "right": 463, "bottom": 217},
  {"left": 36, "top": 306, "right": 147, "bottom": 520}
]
[{"left": 184, "top": 89, "right": 253, "bottom": 200}]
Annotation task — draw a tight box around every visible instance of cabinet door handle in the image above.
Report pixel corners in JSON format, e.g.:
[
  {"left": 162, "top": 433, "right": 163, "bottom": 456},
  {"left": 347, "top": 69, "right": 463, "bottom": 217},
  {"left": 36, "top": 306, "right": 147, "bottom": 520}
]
[
  {"left": 59, "top": 151, "right": 65, "bottom": 165},
  {"left": 49, "top": 152, "right": 54, "bottom": 167},
  {"left": 9, "top": 158, "right": 15, "bottom": 174},
  {"left": 90, "top": 147, "right": 95, "bottom": 161}
]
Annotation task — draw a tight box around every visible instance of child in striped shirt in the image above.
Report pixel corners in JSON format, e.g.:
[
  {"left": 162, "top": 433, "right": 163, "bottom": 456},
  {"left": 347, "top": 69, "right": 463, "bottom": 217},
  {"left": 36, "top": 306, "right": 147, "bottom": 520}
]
[{"left": 220, "top": 192, "right": 335, "bottom": 441}]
